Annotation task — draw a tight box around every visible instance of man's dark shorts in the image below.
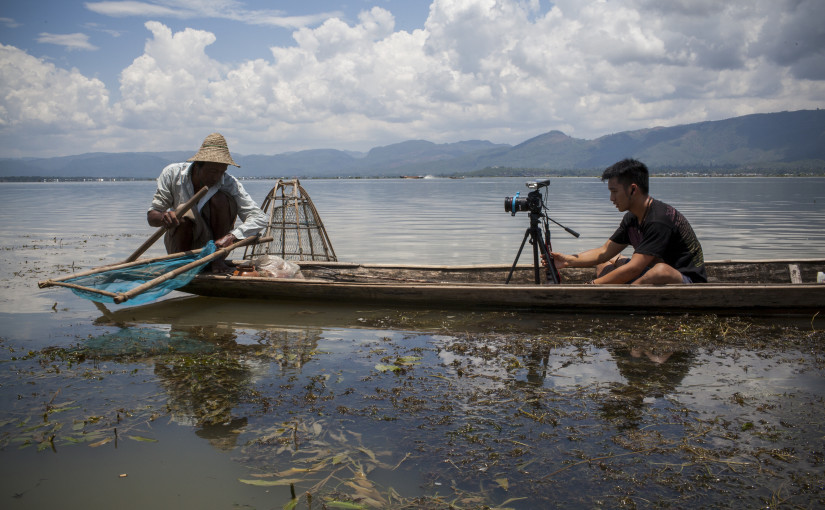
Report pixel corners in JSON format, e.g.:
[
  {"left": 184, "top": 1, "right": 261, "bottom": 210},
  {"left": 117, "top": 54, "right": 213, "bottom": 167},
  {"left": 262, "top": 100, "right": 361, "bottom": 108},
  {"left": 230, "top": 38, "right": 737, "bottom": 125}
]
[{"left": 613, "top": 256, "right": 695, "bottom": 284}]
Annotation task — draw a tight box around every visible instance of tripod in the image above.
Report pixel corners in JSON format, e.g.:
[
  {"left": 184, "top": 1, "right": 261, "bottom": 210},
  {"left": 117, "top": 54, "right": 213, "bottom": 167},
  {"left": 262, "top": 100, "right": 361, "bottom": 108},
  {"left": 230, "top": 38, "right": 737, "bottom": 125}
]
[{"left": 506, "top": 210, "right": 561, "bottom": 284}]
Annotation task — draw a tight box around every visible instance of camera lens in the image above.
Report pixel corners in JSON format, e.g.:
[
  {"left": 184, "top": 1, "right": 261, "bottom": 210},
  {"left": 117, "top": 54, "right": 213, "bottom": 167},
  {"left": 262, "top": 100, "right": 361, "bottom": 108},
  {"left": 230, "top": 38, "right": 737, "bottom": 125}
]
[{"left": 505, "top": 196, "right": 530, "bottom": 213}]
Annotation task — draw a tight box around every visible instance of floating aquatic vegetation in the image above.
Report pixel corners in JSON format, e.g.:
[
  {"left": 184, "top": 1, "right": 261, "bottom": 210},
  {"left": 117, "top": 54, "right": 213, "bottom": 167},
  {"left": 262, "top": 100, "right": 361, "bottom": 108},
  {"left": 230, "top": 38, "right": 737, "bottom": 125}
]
[{"left": 1, "top": 314, "right": 824, "bottom": 508}]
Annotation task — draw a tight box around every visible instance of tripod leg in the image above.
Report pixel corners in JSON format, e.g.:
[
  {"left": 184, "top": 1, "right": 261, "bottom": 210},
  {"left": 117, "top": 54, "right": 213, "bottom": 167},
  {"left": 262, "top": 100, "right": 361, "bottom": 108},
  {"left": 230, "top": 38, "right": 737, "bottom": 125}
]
[
  {"left": 506, "top": 228, "right": 532, "bottom": 284},
  {"left": 534, "top": 229, "right": 560, "bottom": 284},
  {"left": 531, "top": 227, "right": 541, "bottom": 284}
]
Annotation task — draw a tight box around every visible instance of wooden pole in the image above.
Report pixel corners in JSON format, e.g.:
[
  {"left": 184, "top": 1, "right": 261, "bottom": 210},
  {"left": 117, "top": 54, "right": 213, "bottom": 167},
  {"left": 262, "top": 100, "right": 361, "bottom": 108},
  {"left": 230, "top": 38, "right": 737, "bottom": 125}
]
[
  {"left": 123, "top": 186, "right": 210, "bottom": 263},
  {"left": 42, "top": 281, "right": 121, "bottom": 298},
  {"left": 112, "top": 235, "right": 272, "bottom": 304}
]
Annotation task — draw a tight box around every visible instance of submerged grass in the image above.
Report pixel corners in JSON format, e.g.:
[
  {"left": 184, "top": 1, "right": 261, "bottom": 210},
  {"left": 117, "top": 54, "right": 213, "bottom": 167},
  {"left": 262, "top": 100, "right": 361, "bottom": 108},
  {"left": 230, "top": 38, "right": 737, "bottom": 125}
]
[{"left": 1, "top": 312, "right": 824, "bottom": 508}]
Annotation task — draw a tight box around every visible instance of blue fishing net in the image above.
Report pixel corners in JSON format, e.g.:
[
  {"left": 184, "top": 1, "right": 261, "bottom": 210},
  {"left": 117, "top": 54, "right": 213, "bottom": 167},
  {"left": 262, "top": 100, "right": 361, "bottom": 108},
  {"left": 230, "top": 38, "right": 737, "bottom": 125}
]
[{"left": 66, "top": 241, "right": 217, "bottom": 305}]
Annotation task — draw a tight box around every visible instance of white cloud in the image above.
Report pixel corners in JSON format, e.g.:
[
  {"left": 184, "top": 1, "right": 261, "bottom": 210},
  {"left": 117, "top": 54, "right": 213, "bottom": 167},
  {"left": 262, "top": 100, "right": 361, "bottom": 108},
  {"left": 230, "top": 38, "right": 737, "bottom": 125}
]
[
  {"left": 0, "top": 17, "right": 20, "bottom": 29},
  {"left": 0, "top": 44, "right": 113, "bottom": 153},
  {"left": 84, "top": 22, "right": 126, "bottom": 38},
  {"left": 1, "top": 0, "right": 825, "bottom": 158},
  {"left": 118, "top": 21, "right": 224, "bottom": 126},
  {"left": 84, "top": 1, "right": 190, "bottom": 18},
  {"left": 85, "top": 0, "right": 340, "bottom": 28},
  {"left": 37, "top": 32, "right": 99, "bottom": 51}
]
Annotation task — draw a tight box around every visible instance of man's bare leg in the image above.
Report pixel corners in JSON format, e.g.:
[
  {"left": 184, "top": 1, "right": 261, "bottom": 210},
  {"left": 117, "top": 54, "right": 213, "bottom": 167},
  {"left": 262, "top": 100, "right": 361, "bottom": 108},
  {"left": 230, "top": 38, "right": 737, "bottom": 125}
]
[
  {"left": 166, "top": 219, "right": 195, "bottom": 254},
  {"left": 207, "top": 192, "right": 237, "bottom": 273},
  {"left": 631, "top": 263, "right": 684, "bottom": 285}
]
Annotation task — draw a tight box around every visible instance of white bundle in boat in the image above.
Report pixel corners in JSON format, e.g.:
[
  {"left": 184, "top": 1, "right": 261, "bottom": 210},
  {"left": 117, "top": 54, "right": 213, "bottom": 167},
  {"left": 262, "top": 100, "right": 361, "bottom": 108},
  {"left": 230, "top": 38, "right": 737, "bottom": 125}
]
[{"left": 254, "top": 255, "right": 303, "bottom": 279}]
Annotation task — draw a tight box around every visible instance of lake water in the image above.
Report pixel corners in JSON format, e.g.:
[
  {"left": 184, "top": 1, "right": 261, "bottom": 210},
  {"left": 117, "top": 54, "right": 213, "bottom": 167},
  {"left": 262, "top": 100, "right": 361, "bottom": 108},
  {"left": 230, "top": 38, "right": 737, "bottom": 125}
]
[{"left": 1, "top": 177, "right": 824, "bottom": 508}]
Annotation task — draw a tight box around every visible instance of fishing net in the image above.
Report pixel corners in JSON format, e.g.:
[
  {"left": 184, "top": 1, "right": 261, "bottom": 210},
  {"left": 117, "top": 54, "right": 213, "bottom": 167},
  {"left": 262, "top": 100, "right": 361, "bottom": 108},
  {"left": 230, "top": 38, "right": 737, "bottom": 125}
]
[
  {"left": 244, "top": 179, "right": 336, "bottom": 261},
  {"left": 65, "top": 241, "right": 217, "bottom": 305}
]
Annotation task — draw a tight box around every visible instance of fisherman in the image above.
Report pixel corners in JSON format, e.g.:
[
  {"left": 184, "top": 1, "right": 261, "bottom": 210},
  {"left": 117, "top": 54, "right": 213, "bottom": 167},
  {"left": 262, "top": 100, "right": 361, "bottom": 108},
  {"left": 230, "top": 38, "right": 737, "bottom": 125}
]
[
  {"left": 147, "top": 132, "right": 267, "bottom": 273},
  {"left": 550, "top": 158, "right": 706, "bottom": 284}
]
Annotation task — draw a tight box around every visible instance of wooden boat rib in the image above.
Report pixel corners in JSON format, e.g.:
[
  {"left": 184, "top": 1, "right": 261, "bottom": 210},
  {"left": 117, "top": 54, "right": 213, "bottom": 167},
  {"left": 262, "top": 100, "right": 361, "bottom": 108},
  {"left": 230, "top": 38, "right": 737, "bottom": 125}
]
[{"left": 180, "top": 259, "right": 825, "bottom": 314}]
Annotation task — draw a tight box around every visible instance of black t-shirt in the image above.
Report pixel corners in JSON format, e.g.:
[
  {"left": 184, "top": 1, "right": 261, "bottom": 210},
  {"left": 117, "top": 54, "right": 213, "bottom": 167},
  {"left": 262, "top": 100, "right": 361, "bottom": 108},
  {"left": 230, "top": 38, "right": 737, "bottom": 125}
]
[{"left": 610, "top": 198, "right": 707, "bottom": 283}]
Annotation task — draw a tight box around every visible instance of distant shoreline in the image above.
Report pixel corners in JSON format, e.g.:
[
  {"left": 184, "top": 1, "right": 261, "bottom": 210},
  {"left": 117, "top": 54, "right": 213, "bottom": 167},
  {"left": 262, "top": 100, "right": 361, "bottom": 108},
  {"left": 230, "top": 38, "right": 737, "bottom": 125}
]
[{"left": 1, "top": 172, "right": 823, "bottom": 183}]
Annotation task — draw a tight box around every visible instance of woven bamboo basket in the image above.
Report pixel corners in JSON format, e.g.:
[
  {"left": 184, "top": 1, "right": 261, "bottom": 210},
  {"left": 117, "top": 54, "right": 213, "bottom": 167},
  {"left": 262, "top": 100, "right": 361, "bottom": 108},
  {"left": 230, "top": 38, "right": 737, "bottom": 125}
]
[{"left": 243, "top": 179, "right": 337, "bottom": 261}]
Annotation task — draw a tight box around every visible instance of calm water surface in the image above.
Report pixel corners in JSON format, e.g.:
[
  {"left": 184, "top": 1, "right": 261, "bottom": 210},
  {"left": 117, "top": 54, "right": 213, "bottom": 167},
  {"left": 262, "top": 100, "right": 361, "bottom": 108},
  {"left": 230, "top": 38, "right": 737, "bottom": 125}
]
[
  {"left": 0, "top": 178, "right": 823, "bottom": 509},
  {"left": 1, "top": 176, "right": 824, "bottom": 263}
]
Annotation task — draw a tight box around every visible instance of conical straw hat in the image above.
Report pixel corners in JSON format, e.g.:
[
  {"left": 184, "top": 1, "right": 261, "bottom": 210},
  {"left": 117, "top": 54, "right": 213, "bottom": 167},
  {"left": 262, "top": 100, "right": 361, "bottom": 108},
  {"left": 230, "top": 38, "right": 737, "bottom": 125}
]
[{"left": 187, "top": 132, "right": 240, "bottom": 167}]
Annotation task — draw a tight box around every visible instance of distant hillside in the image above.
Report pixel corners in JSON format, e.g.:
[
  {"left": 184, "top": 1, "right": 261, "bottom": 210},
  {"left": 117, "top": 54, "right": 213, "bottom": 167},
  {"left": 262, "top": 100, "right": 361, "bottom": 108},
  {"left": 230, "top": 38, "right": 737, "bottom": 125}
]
[
  {"left": 445, "top": 110, "right": 825, "bottom": 175},
  {"left": 1, "top": 110, "right": 823, "bottom": 179},
  {"left": 0, "top": 152, "right": 192, "bottom": 180},
  {"left": 237, "top": 140, "right": 511, "bottom": 177},
  {"left": 241, "top": 149, "right": 360, "bottom": 178}
]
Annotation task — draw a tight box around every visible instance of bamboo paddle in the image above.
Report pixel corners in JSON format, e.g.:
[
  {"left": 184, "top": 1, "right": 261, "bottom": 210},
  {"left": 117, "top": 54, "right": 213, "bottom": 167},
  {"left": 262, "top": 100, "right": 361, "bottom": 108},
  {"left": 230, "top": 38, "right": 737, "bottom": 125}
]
[{"left": 123, "top": 185, "right": 210, "bottom": 263}]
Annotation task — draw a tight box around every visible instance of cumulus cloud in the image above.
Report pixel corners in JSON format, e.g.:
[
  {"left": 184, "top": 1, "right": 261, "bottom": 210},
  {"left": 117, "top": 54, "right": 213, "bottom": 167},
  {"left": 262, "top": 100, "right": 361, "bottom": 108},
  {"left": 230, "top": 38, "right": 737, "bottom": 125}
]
[
  {"left": 0, "top": 44, "right": 113, "bottom": 153},
  {"left": 119, "top": 21, "right": 224, "bottom": 123},
  {"left": 1, "top": 0, "right": 824, "bottom": 157}
]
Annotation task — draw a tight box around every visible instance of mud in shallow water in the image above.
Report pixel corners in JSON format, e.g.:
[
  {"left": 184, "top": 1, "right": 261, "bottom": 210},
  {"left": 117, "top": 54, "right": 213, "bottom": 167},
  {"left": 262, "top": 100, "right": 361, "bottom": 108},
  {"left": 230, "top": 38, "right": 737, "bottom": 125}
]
[{"left": 1, "top": 312, "right": 823, "bottom": 509}]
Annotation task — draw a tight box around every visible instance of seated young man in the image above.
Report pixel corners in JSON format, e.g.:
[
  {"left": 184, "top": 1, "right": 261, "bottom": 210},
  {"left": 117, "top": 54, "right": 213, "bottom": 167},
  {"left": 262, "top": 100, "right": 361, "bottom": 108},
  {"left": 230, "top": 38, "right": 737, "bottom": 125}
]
[{"left": 551, "top": 158, "right": 706, "bottom": 284}]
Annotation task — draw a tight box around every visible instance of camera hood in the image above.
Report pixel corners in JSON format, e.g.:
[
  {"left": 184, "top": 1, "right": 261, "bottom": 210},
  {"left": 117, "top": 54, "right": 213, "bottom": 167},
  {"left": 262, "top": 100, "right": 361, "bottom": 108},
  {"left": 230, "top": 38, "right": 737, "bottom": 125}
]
[{"left": 526, "top": 179, "right": 550, "bottom": 189}]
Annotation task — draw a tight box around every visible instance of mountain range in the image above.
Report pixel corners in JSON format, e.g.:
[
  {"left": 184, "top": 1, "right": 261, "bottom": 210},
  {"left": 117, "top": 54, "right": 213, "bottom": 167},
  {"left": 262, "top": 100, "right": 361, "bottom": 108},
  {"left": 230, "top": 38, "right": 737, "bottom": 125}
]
[{"left": 2, "top": 109, "right": 823, "bottom": 179}]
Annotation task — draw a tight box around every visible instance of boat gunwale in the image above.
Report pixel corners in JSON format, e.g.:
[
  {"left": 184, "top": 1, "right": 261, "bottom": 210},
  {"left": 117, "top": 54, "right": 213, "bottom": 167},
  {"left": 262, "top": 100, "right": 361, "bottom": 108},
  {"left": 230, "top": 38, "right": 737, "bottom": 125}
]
[
  {"left": 195, "top": 274, "right": 825, "bottom": 290},
  {"left": 265, "top": 258, "right": 825, "bottom": 271}
]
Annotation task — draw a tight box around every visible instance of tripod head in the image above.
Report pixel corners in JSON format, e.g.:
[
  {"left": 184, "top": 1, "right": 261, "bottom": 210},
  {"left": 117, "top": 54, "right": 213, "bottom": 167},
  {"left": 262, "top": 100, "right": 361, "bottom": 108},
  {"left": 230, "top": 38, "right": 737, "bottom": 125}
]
[
  {"left": 504, "top": 180, "right": 580, "bottom": 238},
  {"left": 505, "top": 180, "right": 548, "bottom": 216}
]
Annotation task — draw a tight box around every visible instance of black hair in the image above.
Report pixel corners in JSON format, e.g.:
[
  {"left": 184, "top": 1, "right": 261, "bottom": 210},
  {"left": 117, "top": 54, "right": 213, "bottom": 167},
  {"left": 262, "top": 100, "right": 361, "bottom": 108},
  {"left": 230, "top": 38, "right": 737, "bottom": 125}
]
[{"left": 601, "top": 158, "right": 649, "bottom": 195}]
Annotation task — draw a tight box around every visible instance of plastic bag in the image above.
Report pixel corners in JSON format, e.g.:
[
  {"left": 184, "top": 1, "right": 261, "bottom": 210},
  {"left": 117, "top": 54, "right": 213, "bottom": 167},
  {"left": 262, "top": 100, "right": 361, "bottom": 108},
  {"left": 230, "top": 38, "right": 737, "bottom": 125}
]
[{"left": 253, "top": 255, "right": 304, "bottom": 279}]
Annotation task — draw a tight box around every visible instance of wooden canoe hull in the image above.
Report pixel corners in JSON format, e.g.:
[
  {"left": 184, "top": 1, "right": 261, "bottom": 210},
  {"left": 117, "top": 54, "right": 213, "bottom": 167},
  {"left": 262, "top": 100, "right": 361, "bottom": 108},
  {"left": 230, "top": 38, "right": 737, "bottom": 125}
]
[{"left": 181, "top": 259, "right": 825, "bottom": 314}]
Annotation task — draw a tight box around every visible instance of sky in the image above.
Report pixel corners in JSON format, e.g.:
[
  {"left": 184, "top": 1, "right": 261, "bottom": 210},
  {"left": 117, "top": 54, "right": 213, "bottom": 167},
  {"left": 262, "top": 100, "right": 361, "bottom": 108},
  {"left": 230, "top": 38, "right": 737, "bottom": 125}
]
[{"left": 0, "top": 0, "right": 823, "bottom": 158}]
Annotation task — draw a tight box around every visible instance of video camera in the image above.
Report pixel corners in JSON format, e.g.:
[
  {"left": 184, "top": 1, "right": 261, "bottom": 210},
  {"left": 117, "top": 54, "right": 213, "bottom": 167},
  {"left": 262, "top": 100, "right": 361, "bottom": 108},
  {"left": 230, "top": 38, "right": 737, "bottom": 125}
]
[
  {"left": 502, "top": 179, "right": 579, "bottom": 285},
  {"left": 504, "top": 179, "right": 550, "bottom": 216}
]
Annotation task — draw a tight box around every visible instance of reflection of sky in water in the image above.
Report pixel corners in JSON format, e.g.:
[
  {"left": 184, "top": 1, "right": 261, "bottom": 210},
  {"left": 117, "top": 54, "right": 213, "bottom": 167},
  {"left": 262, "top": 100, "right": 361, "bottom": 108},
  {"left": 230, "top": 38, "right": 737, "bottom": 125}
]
[
  {"left": 437, "top": 344, "right": 627, "bottom": 389},
  {"left": 679, "top": 348, "right": 825, "bottom": 409}
]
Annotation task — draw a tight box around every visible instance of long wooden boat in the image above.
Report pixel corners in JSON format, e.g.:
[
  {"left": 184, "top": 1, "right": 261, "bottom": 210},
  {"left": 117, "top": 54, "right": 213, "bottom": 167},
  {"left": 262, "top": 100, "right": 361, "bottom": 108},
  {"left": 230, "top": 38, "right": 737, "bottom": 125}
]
[{"left": 180, "top": 259, "right": 825, "bottom": 315}]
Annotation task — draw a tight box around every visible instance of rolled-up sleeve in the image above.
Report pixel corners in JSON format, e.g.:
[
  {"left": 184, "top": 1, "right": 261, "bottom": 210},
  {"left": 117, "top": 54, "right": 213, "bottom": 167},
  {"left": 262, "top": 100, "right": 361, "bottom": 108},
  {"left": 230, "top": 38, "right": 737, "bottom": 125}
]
[
  {"left": 223, "top": 177, "right": 267, "bottom": 239},
  {"left": 149, "top": 163, "right": 184, "bottom": 212}
]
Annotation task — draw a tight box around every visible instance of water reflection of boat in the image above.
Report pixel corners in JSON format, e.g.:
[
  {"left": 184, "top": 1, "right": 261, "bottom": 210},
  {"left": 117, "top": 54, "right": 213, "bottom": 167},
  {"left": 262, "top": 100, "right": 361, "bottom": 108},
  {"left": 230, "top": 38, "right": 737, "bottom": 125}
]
[{"left": 180, "top": 259, "right": 825, "bottom": 315}]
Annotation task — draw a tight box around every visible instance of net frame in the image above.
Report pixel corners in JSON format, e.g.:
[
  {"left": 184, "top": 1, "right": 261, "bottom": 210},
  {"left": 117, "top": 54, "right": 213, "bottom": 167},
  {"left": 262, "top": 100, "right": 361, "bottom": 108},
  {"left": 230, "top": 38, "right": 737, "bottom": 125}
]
[{"left": 244, "top": 179, "right": 337, "bottom": 262}]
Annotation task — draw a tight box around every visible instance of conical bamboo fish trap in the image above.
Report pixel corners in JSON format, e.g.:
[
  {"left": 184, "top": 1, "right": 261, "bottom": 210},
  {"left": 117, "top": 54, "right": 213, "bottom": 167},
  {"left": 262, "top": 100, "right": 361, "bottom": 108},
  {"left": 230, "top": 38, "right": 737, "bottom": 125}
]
[{"left": 244, "top": 179, "right": 337, "bottom": 261}]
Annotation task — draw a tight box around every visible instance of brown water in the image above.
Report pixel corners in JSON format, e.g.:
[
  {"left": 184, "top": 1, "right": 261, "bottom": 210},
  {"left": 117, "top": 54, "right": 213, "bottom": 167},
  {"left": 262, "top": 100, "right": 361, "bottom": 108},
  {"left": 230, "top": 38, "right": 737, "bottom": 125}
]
[{"left": 0, "top": 178, "right": 824, "bottom": 508}]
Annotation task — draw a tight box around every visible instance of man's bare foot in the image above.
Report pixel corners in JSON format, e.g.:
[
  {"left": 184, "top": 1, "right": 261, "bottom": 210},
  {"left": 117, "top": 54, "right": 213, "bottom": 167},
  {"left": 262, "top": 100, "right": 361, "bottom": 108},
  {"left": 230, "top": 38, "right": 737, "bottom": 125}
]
[{"left": 210, "top": 259, "right": 234, "bottom": 274}]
